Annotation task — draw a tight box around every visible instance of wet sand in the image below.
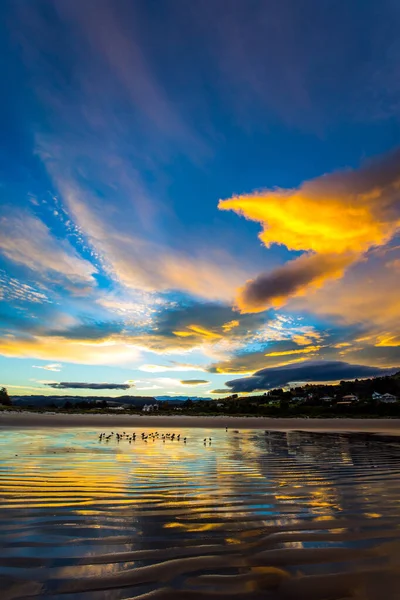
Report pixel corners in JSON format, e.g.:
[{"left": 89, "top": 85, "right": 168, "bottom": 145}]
[
  {"left": 1, "top": 410, "right": 400, "bottom": 433},
  {"left": 1, "top": 426, "right": 400, "bottom": 599}
]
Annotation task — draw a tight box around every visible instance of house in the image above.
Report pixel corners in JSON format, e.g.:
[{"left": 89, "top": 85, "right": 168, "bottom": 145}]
[
  {"left": 341, "top": 394, "right": 358, "bottom": 403},
  {"left": 142, "top": 403, "right": 159, "bottom": 412},
  {"left": 320, "top": 396, "right": 333, "bottom": 402},
  {"left": 372, "top": 391, "right": 382, "bottom": 400},
  {"left": 379, "top": 393, "right": 397, "bottom": 404}
]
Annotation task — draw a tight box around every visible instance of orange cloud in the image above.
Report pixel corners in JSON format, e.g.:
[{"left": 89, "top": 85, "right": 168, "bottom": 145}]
[
  {"left": 219, "top": 150, "right": 400, "bottom": 312},
  {"left": 235, "top": 252, "right": 353, "bottom": 312},
  {"left": 173, "top": 324, "right": 223, "bottom": 340},
  {"left": 375, "top": 334, "right": 400, "bottom": 347},
  {"left": 222, "top": 319, "right": 240, "bottom": 331}
]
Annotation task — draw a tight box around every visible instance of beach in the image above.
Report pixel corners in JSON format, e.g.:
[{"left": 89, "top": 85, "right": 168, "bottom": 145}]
[
  {"left": 1, "top": 410, "right": 400, "bottom": 433},
  {"left": 1, "top": 424, "right": 400, "bottom": 599}
]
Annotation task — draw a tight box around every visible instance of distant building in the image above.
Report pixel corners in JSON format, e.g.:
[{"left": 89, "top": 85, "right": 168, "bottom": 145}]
[
  {"left": 320, "top": 396, "right": 333, "bottom": 402},
  {"left": 379, "top": 393, "right": 397, "bottom": 404},
  {"left": 292, "top": 396, "right": 305, "bottom": 403},
  {"left": 142, "top": 403, "right": 159, "bottom": 412},
  {"left": 372, "top": 391, "right": 382, "bottom": 400},
  {"left": 341, "top": 394, "right": 358, "bottom": 403}
]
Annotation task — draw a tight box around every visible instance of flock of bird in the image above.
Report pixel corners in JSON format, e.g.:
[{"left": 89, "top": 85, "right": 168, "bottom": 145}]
[
  {"left": 98, "top": 431, "right": 190, "bottom": 444},
  {"left": 98, "top": 427, "right": 239, "bottom": 446}
]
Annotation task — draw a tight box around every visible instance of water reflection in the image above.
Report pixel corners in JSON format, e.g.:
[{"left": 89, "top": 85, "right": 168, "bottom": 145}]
[{"left": 0, "top": 427, "right": 400, "bottom": 599}]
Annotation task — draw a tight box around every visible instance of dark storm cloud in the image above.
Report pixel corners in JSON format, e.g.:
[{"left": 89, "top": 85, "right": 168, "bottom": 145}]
[
  {"left": 225, "top": 360, "right": 399, "bottom": 392},
  {"left": 45, "top": 382, "right": 132, "bottom": 390}
]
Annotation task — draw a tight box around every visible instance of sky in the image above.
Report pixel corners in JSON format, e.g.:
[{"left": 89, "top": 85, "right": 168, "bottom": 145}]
[{"left": 1, "top": 0, "right": 400, "bottom": 398}]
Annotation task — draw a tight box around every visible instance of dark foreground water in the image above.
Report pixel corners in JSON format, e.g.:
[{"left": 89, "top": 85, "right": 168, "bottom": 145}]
[{"left": 1, "top": 428, "right": 400, "bottom": 600}]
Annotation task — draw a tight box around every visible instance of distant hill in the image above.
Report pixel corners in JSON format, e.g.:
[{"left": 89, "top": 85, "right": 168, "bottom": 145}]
[
  {"left": 10, "top": 395, "right": 156, "bottom": 408},
  {"left": 9, "top": 394, "right": 211, "bottom": 408},
  {"left": 155, "top": 396, "right": 211, "bottom": 402}
]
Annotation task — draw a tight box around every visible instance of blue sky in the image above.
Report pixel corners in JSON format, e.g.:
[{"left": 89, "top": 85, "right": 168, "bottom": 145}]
[{"left": 1, "top": 0, "right": 400, "bottom": 397}]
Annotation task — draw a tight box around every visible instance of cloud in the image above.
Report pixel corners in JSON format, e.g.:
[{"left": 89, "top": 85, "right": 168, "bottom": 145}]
[
  {"left": 208, "top": 323, "right": 324, "bottom": 374},
  {"left": 32, "top": 363, "right": 62, "bottom": 372},
  {"left": 180, "top": 379, "right": 209, "bottom": 385},
  {"left": 139, "top": 364, "right": 205, "bottom": 373},
  {"left": 45, "top": 381, "right": 132, "bottom": 390},
  {"left": 155, "top": 302, "right": 267, "bottom": 342},
  {"left": 13, "top": 1, "right": 252, "bottom": 304},
  {"left": 293, "top": 249, "right": 400, "bottom": 332},
  {"left": 0, "top": 270, "right": 51, "bottom": 304},
  {"left": 53, "top": 0, "right": 203, "bottom": 148},
  {"left": 57, "top": 184, "right": 252, "bottom": 302},
  {"left": 235, "top": 253, "right": 352, "bottom": 312},
  {"left": 127, "top": 301, "right": 270, "bottom": 354},
  {"left": 225, "top": 360, "right": 399, "bottom": 392},
  {"left": 219, "top": 150, "right": 400, "bottom": 312},
  {"left": 0, "top": 334, "right": 141, "bottom": 365},
  {"left": 0, "top": 209, "right": 96, "bottom": 291}
]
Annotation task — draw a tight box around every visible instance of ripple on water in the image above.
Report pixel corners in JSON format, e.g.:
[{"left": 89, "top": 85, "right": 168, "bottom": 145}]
[{"left": 1, "top": 428, "right": 400, "bottom": 599}]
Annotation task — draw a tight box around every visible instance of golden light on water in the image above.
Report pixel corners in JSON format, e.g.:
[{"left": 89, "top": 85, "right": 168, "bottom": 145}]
[{"left": 1, "top": 427, "right": 400, "bottom": 598}]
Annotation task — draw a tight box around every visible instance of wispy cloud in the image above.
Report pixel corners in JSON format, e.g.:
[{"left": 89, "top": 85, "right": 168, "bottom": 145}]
[
  {"left": 32, "top": 363, "right": 62, "bottom": 372},
  {"left": 50, "top": 181, "right": 253, "bottom": 302},
  {"left": 180, "top": 379, "right": 209, "bottom": 385},
  {"left": 0, "top": 209, "right": 96, "bottom": 291}
]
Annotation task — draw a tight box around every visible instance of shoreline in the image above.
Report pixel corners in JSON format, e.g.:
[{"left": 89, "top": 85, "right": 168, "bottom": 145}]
[{"left": 1, "top": 411, "right": 400, "bottom": 433}]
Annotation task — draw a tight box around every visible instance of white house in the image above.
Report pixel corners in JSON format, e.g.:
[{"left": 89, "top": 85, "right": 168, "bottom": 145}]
[
  {"left": 320, "top": 396, "right": 333, "bottom": 402},
  {"left": 142, "top": 403, "right": 159, "bottom": 412},
  {"left": 372, "top": 391, "right": 382, "bottom": 400}
]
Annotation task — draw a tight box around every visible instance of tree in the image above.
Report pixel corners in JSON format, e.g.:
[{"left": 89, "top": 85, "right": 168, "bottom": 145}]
[{"left": 0, "top": 387, "right": 12, "bottom": 406}]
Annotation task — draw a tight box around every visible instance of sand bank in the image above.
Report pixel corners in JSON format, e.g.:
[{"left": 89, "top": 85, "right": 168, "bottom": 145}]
[{"left": 1, "top": 410, "right": 400, "bottom": 433}]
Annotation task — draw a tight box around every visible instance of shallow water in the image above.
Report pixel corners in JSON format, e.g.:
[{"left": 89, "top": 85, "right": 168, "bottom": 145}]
[{"left": 1, "top": 428, "right": 400, "bottom": 599}]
